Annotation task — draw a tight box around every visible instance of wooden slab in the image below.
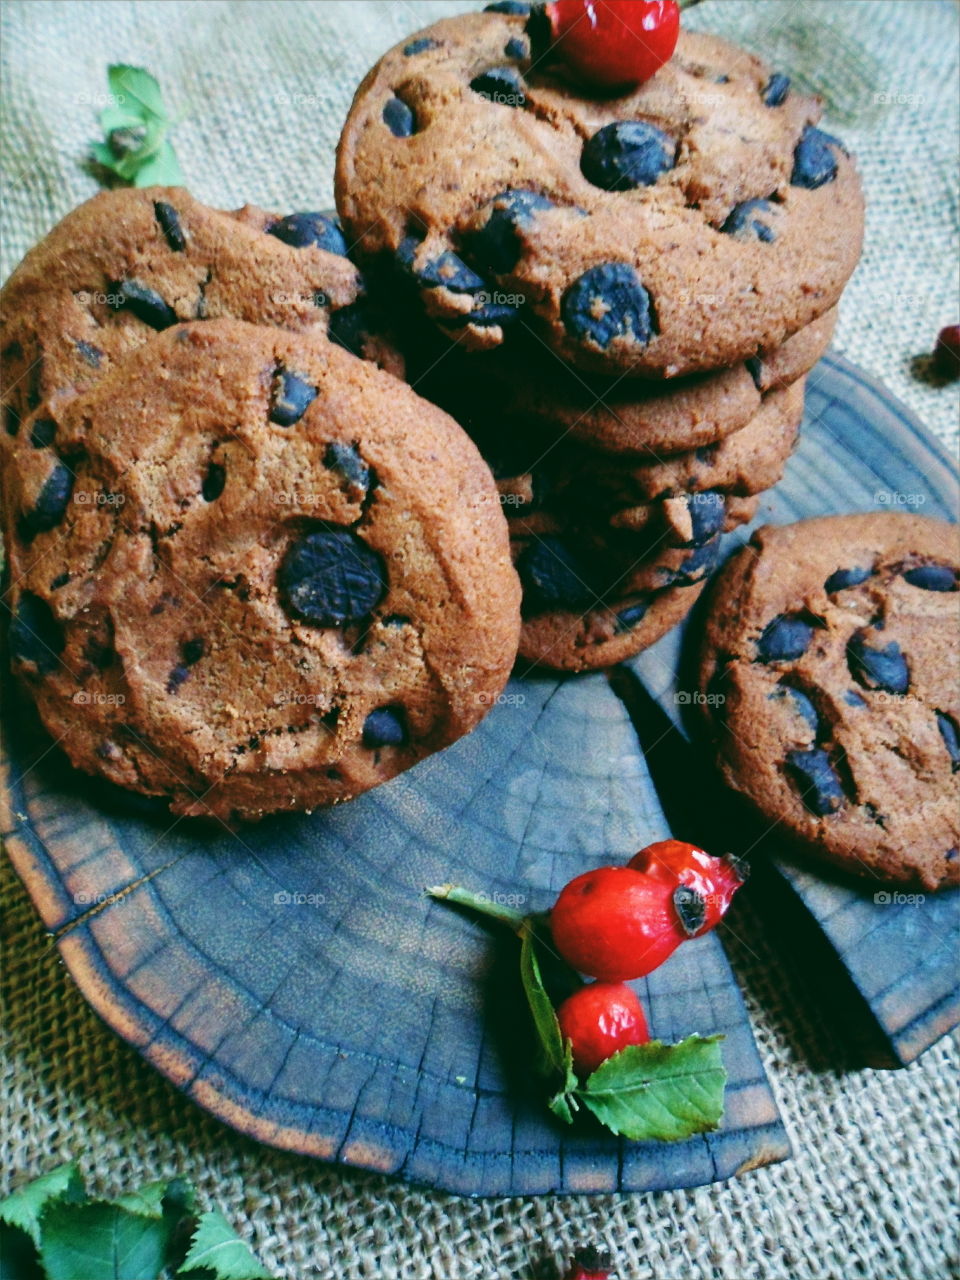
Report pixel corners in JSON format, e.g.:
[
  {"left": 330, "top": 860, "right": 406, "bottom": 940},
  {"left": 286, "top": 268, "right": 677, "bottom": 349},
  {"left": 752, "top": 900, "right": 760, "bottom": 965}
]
[
  {"left": 1, "top": 664, "right": 788, "bottom": 1196},
  {"left": 626, "top": 352, "right": 960, "bottom": 1068}
]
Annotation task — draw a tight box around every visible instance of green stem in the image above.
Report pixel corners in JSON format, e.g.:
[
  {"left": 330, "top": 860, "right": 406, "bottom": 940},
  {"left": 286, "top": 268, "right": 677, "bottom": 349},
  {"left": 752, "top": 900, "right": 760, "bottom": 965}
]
[{"left": 425, "top": 883, "right": 527, "bottom": 932}]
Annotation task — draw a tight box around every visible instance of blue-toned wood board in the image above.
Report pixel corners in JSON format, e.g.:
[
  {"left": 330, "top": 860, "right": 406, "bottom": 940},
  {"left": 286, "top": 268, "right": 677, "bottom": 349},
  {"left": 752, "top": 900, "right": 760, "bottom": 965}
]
[
  {"left": 1, "top": 666, "right": 787, "bottom": 1197},
  {"left": 626, "top": 352, "right": 960, "bottom": 1069}
]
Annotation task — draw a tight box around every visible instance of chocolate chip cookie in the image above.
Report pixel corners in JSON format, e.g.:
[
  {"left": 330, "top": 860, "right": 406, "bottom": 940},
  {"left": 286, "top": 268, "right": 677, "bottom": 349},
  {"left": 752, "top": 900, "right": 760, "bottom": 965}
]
[
  {"left": 335, "top": 6, "right": 862, "bottom": 377},
  {"left": 3, "top": 320, "right": 520, "bottom": 821},
  {"left": 698, "top": 514, "right": 960, "bottom": 889},
  {"left": 415, "top": 308, "right": 830, "bottom": 459}
]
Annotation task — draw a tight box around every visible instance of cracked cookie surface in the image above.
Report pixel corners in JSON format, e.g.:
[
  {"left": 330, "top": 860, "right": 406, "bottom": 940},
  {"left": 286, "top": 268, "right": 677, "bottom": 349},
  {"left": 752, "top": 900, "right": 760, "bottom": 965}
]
[
  {"left": 3, "top": 320, "right": 520, "bottom": 821},
  {"left": 335, "top": 9, "right": 862, "bottom": 377},
  {"left": 698, "top": 513, "right": 960, "bottom": 889}
]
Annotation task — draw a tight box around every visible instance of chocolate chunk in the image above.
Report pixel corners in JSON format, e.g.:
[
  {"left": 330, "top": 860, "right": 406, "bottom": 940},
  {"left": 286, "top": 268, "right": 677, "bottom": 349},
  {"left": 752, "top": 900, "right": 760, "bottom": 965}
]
[
  {"left": 516, "top": 537, "right": 593, "bottom": 610},
  {"left": 20, "top": 461, "right": 73, "bottom": 540},
  {"left": 383, "top": 97, "right": 416, "bottom": 137},
  {"left": 9, "top": 592, "right": 64, "bottom": 673},
  {"left": 791, "top": 125, "right": 842, "bottom": 189},
  {"left": 404, "top": 37, "right": 438, "bottom": 55},
  {"left": 362, "top": 705, "right": 408, "bottom": 748},
  {"left": 464, "top": 189, "right": 554, "bottom": 274},
  {"left": 756, "top": 614, "right": 814, "bottom": 662},
  {"left": 278, "top": 527, "right": 387, "bottom": 626},
  {"left": 720, "top": 198, "right": 777, "bottom": 243},
  {"left": 110, "top": 279, "right": 177, "bottom": 329},
  {"left": 581, "top": 121, "right": 674, "bottom": 191},
  {"left": 936, "top": 711, "right": 960, "bottom": 771},
  {"left": 75, "top": 339, "right": 103, "bottom": 368},
  {"left": 29, "top": 418, "right": 57, "bottom": 449},
  {"left": 202, "top": 461, "right": 226, "bottom": 502},
  {"left": 154, "top": 200, "right": 187, "bottom": 251},
  {"left": 825, "top": 565, "right": 872, "bottom": 593},
  {"left": 562, "top": 263, "right": 655, "bottom": 351},
  {"left": 470, "top": 66, "right": 526, "bottom": 107},
  {"left": 268, "top": 212, "right": 349, "bottom": 257},
  {"left": 762, "top": 73, "right": 790, "bottom": 106},
  {"left": 847, "top": 631, "right": 910, "bottom": 694},
  {"left": 324, "top": 441, "right": 370, "bottom": 498},
  {"left": 902, "top": 563, "right": 958, "bottom": 592},
  {"left": 270, "top": 368, "right": 318, "bottom": 426},
  {"left": 785, "top": 747, "right": 846, "bottom": 815}
]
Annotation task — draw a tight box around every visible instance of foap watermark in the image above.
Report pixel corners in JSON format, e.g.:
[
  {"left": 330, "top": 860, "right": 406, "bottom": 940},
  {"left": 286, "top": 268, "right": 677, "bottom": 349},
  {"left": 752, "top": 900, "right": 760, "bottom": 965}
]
[
  {"left": 873, "top": 890, "right": 925, "bottom": 906},
  {"left": 74, "top": 90, "right": 126, "bottom": 107},
  {"left": 473, "top": 889, "right": 526, "bottom": 909},
  {"left": 876, "top": 490, "right": 926, "bottom": 507},
  {"left": 74, "top": 490, "right": 125, "bottom": 507},
  {"left": 271, "top": 289, "right": 328, "bottom": 307},
  {"left": 873, "top": 90, "right": 925, "bottom": 108},
  {"left": 74, "top": 890, "right": 124, "bottom": 906},
  {"left": 273, "top": 889, "right": 326, "bottom": 906},
  {"left": 273, "top": 690, "right": 328, "bottom": 707},
  {"left": 675, "top": 690, "right": 725, "bottom": 706},
  {"left": 274, "top": 491, "right": 326, "bottom": 507},
  {"left": 72, "top": 690, "right": 125, "bottom": 705},
  {"left": 474, "top": 289, "right": 525, "bottom": 308},
  {"left": 477, "top": 690, "right": 527, "bottom": 707}
]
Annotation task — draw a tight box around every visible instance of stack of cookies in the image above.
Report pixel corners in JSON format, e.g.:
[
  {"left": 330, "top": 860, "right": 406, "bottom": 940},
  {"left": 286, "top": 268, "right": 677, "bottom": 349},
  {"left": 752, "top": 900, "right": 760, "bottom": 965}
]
[{"left": 334, "top": 4, "right": 864, "bottom": 670}]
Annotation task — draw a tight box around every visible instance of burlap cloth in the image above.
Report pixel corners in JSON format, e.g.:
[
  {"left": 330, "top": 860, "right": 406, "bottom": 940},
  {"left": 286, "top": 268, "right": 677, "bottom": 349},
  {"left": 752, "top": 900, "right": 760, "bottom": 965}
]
[{"left": 1, "top": 2, "right": 958, "bottom": 1277}]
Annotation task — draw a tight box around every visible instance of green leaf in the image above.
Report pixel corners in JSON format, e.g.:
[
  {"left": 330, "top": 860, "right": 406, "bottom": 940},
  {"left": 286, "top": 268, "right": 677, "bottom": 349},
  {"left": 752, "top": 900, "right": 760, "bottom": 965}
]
[
  {"left": 577, "top": 1034, "right": 726, "bottom": 1142},
  {"left": 519, "top": 920, "right": 566, "bottom": 1078},
  {"left": 112, "top": 1180, "right": 171, "bottom": 1219},
  {"left": 0, "top": 1164, "right": 84, "bottom": 1248},
  {"left": 178, "top": 1210, "right": 271, "bottom": 1279},
  {"left": 107, "top": 65, "right": 169, "bottom": 122},
  {"left": 131, "top": 140, "right": 184, "bottom": 188},
  {"left": 38, "top": 1202, "right": 169, "bottom": 1280},
  {"left": 90, "top": 65, "right": 184, "bottom": 189}
]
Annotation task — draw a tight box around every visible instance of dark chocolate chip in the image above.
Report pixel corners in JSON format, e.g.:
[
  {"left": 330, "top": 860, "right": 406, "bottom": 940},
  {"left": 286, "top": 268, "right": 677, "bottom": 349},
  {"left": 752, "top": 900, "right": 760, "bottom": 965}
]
[
  {"left": 383, "top": 96, "right": 416, "bottom": 137},
  {"left": 847, "top": 631, "right": 909, "bottom": 694},
  {"left": 20, "top": 461, "right": 74, "bottom": 540},
  {"left": 75, "top": 339, "right": 103, "bottom": 368},
  {"left": 762, "top": 73, "right": 790, "bottom": 106},
  {"left": 785, "top": 747, "right": 846, "bottom": 815},
  {"left": 270, "top": 368, "right": 318, "bottom": 426},
  {"left": 202, "top": 461, "right": 226, "bottom": 502},
  {"left": 166, "top": 665, "right": 190, "bottom": 693},
  {"left": 110, "top": 279, "right": 177, "bottom": 329},
  {"left": 154, "top": 200, "right": 186, "bottom": 251},
  {"left": 29, "top": 418, "right": 56, "bottom": 449},
  {"left": 581, "top": 121, "right": 674, "bottom": 191},
  {"left": 470, "top": 66, "right": 526, "bottom": 107},
  {"left": 825, "top": 565, "right": 872, "bottom": 593},
  {"left": 936, "top": 711, "right": 960, "bottom": 771},
  {"left": 505, "top": 36, "right": 528, "bottom": 58},
  {"left": 720, "top": 198, "right": 777, "bottom": 243},
  {"left": 396, "top": 237, "right": 486, "bottom": 293},
  {"left": 4, "top": 404, "right": 21, "bottom": 436},
  {"left": 9, "top": 592, "right": 64, "bottom": 673},
  {"left": 516, "top": 537, "right": 593, "bottom": 610},
  {"left": 362, "top": 705, "right": 408, "bottom": 748},
  {"left": 484, "top": 0, "right": 530, "bottom": 10},
  {"left": 561, "top": 263, "right": 655, "bottom": 351},
  {"left": 615, "top": 598, "right": 651, "bottom": 632},
  {"left": 685, "top": 491, "right": 726, "bottom": 546},
  {"left": 50, "top": 572, "right": 70, "bottom": 590},
  {"left": 770, "top": 684, "right": 820, "bottom": 734},
  {"left": 278, "top": 527, "right": 387, "bottom": 626},
  {"left": 791, "top": 125, "right": 842, "bottom": 189},
  {"left": 383, "top": 613, "right": 411, "bottom": 627},
  {"left": 745, "top": 356, "right": 763, "bottom": 389},
  {"left": 267, "top": 211, "right": 349, "bottom": 257},
  {"left": 403, "top": 36, "right": 438, "bottom": 55},
  {"left": 181, "top": 637, "right": 204, "bottom": 666},
  {"left": 673, "top": 885, "right": 706, "bottom": 936},
  {"left": 756, "top": 614, "right": 813, "bottom": 662},
  {"left": 324, "top": 441, "right": 370, "bottom": 498},
  {"left": 844, "top": 689, "right": 867, "bottom": 708},
  {"left": 666, "top": 537, "right": 721, "bottom": 587},
  {"left": 902, "top": 563, "right": 958, "bottom": 592},
  {"left": 328, "top": 300, "right": 374, "bottom": 358},
  {"left": 464, "top": 188, "right": 554, "bottom": 274}
]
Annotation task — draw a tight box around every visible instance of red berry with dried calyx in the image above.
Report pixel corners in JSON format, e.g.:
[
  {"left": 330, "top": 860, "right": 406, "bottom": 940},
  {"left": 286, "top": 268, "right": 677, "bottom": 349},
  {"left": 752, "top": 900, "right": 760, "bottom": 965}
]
[
  {"left": 934, "top": 324, "right": 960, "bottom": 379},
  {"left": 556, "top": 980, "right": 649, "bottom": 1075},
  {"left": 535, "top": 0, "right": 681, "bottom": 91},
  {"left": 564, "top": 1243, "right": 613, "bottom": 1280},
  {"left": 628, "top": 839, "right": 747, "bottom": 935}
]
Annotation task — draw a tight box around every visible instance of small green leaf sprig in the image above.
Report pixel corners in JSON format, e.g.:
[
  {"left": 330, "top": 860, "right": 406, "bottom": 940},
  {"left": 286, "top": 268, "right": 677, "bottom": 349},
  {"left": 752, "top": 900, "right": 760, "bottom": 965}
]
[
  {"left": 428, "top": 884, "right": 726, "bottom": 1142},
  {"left": 0, "top": 1163, "right": 271, "bottom": 1280},
  {"left": 90, "top": 65, "right": 184, "bottom": 187}
]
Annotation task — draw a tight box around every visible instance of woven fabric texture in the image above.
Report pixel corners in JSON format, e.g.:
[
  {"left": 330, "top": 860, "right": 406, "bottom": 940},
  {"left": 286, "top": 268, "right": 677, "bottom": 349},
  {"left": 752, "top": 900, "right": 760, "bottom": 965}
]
[{"left": 1, "top": 2, "right": 959, "bottom": 1278}]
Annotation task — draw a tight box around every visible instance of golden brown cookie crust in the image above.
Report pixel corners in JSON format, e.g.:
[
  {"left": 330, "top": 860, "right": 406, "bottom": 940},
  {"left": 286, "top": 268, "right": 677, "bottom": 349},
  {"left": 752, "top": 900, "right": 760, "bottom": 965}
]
[
  {"left": 336, "top": 10, "right": 862, "bottom": 377},
  {"left": 698, "top": 514, "right": 960, "bottom": 890},
  {"left": 4, "top": 320, "right": 521, "bottom": 822}
]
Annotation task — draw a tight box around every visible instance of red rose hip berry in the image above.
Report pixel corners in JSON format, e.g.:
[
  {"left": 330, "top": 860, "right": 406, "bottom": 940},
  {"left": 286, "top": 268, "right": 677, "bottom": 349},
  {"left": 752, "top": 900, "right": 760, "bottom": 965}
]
[
  {"left": 542, "top": 0, "right": 680, "bottom": 90},
  {"left": 549, "top": 865, "right": 684, "bottom": 980},
  {"left": 557, "top": 981, "right": 649, "bottom": 1075},
  {"left": 629, "top": 839, "right": 747, "bottom": 934},
  {"left": 934, "top": 324, "right": 960, "bottom": 379}
]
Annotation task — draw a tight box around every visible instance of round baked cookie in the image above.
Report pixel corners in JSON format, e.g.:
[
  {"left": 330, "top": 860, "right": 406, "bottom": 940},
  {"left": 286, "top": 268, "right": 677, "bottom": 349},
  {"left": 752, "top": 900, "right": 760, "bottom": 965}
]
[
  {"left": 335, "top": 6, "right": 862, "bottom": 377},
  {"left": 0, "top": 186, "right": 399, "bottom": 446},
  {"left": 418, "top": 308, "right": 830, "bottom": 459},
  {"left": 3, "top": 320, "right": 521, "bottom": 822},
  {"left": 698, "top": 514, "right": 960, "bottom": 889},
  {"left": 518, "top": 581, "right": 706, "bottom": 673},
  {"left": 553, "top": 380, "right": 805, "bottom": 508}
]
